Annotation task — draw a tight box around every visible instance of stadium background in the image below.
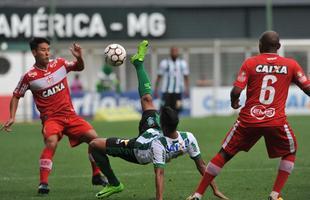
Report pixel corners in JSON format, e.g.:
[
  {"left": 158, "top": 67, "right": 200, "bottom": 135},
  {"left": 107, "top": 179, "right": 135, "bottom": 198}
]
[
  {"left": 0, "top": 0, "right": 310, "bottom": 121},
  {"left": 0, "top": 1, "right": 310, "bottom": 200}
]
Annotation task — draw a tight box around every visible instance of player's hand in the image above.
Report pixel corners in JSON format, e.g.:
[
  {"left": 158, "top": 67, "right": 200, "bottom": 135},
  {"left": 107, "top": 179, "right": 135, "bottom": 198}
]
[
  {"left": 1, "top": 118, "right": 15, "bottom": 132},
  {"left": 70, "top": 43, "right": 82, "bottom": 58},
  {"left": 231, "top": 99, "right": 241, "bottom": 109}
]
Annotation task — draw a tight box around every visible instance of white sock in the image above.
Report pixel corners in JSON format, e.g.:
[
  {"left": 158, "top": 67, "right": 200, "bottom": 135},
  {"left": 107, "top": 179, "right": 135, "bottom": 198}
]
[
  {"left": 270, "top": 191, "right": 279, "bottom": 200},
  {"left": 193, "top": 193, "right": 202, "bottom": 199}
]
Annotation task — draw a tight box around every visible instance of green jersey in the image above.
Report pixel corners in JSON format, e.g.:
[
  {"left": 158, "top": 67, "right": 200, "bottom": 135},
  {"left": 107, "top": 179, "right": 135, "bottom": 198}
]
[{"left": 133, "top": 128, "right": 201, "bottom": 168}]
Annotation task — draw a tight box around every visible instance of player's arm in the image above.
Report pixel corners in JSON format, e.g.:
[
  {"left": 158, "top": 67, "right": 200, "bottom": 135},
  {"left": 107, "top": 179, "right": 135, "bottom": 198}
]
[
  {"left": 154, "top": 75, "right": 162, "bottom": 98},
  {"left": 183, "top": 60, "right": 190, "bottom": 97},
  {"left": 231, "top": 60, "right": 249, "bottom": 109},
  {"left": 154, "top": 59, "right": 167, "bottom": 98},
  {"left": 70, "top": 43, "right": 84, "bottom": 71},
  {"left": 2, "top": 74, "right": 29, "bottom": 132},
  {"left": 291, "top": 61, "right": 310, "bottom": 97},
  {"left": 1, "top": 96, "right": 20, "bottom": 132},
  {"left": 230, "top": 86, "right": 243, "bottom": 109},
  {"left": 154, "top": 167, "right": 164, "bottom": 200},
  {"left": 152, "top": 140, "right": 166, "bottom": 200},
  {"left": 184, "top": 75, "right": 190, "bottom": 97}
]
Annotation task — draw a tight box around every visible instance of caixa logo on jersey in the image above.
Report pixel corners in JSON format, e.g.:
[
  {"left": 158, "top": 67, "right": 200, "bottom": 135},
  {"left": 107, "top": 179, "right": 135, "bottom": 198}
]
[
  {"left": 42, "top": 83, "right": 65, "bottom": 97},
  {"left": 250, "top": 105, "right": 275, "bottom": 120}
]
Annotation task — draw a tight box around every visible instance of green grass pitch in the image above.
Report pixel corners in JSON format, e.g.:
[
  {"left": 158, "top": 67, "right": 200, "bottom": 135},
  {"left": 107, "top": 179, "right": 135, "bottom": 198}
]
[{"left": 0, "top": 116, "right": 309, "bottom": 200}]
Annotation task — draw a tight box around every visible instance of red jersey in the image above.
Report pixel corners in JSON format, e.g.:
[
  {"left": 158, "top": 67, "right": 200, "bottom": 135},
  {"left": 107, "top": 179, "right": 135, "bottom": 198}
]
[
  {"left": 13, "top": 58, "right": 78, "bottom": 120},
  {"left": 234, "top": 53, "right": 310, "bottom": 127}
]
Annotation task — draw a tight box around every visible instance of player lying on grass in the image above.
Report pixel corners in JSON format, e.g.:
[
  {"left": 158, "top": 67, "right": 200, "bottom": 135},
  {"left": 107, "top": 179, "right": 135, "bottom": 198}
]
[
  {"left": 1, "top": 37, "right": 106, "bottom": 195},
  {"left": 89, "top": 40, "right": 229, "bottom": 200}
]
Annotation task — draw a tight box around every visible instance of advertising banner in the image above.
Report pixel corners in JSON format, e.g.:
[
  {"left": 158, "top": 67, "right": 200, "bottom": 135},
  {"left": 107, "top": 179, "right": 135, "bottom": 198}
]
[
  {"left": 191, "top": 86, "right": 310, "bottom": 117},
  {"left": 32, "top": 91, "right": 190, "bottom": 119}
]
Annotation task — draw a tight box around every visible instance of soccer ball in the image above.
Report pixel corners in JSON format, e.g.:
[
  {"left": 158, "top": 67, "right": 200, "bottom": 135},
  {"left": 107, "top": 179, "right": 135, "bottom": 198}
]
[{"left": 104, "top": 44, "right": 126, "bottom": 66}]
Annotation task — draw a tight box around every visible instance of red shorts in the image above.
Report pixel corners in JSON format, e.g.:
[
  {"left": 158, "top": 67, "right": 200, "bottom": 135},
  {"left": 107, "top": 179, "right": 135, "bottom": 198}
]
[
  {"left": 42, "top": 115, "right": 94, "bottom": 147},
  {"left": 221, "top": 121, "right": 297, "bottom": 158}
]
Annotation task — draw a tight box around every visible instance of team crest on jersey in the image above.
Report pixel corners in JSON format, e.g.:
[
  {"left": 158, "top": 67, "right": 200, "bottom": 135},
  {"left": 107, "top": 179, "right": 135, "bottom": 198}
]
[
  {"left": 42, "top": 82, "right": 65, "bottom": 97},
  {"left": 50, "top": 61, "right": 57, "bottom": 68},
  {"left": 256, "top": 65, "right": 288, "bottom": 74},
  {"left": 250, "top": 105, "right": 275, "bottom": 120},
  {"left": 46, "top": 75, "right": 54, "bottom": 85},
  {"left": 147, "top": 117, "right": 155, "bottom": 126},
  {"left": 237, "top": 71, "right": 246, "bottom": 82}
]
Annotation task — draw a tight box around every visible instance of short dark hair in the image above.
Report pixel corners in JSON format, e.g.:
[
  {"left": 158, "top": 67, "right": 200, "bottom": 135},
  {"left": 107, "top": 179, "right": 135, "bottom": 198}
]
[
  {"left": 29, "top": 37, "right": 50, "bottom": 50},
  {"left": 160, "top": 106, "right": 179, "bottom": 133}
]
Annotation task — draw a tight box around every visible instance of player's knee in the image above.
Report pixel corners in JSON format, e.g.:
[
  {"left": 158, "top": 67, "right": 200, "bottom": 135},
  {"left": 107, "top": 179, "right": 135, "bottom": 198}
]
[
  {"left": 45, "top": 136, "right": 58, "bottom": 149},
  {"left": 89, "top": 138, "right": 107, "bottom": 151},
  {"left": 81, "top": 129, "right": 98, "bottom": 143},
  {"left": 219, "top": 148, "right": 233, "bottom": 161},
  {"left": 89, "top": 140, "right": 98, "bottom": 149}
]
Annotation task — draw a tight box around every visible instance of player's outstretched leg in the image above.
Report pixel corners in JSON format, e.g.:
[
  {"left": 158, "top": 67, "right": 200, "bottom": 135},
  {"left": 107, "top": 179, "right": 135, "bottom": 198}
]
[
  {"left": 130, "top": 40, "right": 152, "bottom": 98},
  {"left": 96, "top": 183, "right": 124, "bottom": 199},
  {"left": 91, "top": 148, "right": 124, "bottom": 199},
  {"left": 89, "top": 146, "right": 108, "bottom": 186},
  {"left": 130, "top": 40, "right": 148, "bottom": 63}
]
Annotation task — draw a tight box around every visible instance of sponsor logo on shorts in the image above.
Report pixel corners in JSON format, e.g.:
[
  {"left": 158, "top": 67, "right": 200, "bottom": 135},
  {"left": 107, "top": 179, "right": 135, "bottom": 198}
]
[
  {"left": 250, "top": 105, "right": 275, "bottom": 120},
  {"left": 116, "top": 139, "right": 129, "bottom": 146},
  {"left": 120, "top": 139, "right": 129, "bottom": 146}
]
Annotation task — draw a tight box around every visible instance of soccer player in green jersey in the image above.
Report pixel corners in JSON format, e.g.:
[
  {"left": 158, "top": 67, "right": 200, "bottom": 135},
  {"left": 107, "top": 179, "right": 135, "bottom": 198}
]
[{"left": 89, "top": 40, "right": 228, "bottom": 200}]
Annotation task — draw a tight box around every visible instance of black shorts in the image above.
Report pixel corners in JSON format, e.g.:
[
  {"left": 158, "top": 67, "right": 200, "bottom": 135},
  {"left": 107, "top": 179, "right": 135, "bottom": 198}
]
[
  {"left": 138, "top": 109, "right": 160, "bottom": 135},
  {"left": 161, "top": 93, "right": 182, "bottom": 112},
  {"left": 105, "top": 137, "right": 139, "bottom": 164}
]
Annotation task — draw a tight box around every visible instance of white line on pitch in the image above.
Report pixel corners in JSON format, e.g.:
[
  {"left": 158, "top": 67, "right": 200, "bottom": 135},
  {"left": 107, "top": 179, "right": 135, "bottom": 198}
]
[{"left": 0, "top": 167, "right": 309, "bottom": 182}]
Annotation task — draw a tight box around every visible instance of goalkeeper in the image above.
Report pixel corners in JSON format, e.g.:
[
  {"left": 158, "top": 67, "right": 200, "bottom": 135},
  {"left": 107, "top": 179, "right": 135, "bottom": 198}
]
[{"left": 90, "top": 40, "right": 229, "bottom": 200}]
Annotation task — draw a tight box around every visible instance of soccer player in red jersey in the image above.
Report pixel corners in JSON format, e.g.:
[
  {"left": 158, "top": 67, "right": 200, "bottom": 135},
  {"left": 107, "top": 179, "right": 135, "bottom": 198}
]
[
  {"left": 1, "top": 37, "right": 106, "bottom": 194},
  {"left": 187, "top": 31, "right": 310, "bottom": 200}
]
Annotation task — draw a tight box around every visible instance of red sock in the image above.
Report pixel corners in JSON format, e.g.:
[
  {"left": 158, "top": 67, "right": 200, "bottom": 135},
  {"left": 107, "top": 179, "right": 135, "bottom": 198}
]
[
  {"left": 272, "top": 154, "right": 295, "bottom": 193},
  {"left": 39, "top": 147, "right": 55, "bottom": 184},
  {"left": 273, "top": 170, "right": 290, "bottom": 193},
  {"left": 195, "top": 153, "right": 226, "bottom": 195},
  {"left": 89, "top": 148, "right": 101, "bottom": 176}
]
